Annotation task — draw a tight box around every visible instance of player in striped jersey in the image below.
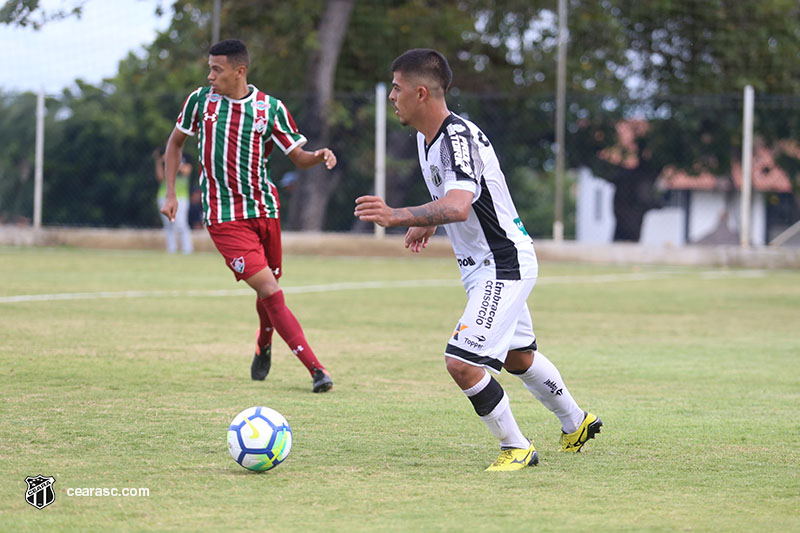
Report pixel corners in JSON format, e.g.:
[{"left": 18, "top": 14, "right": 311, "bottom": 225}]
[
  {"left": 355, "top": 49, "right": 601, "bottom": 469},
  {"left": 161, "top": 39, "right": 334, "bottom": 393}
]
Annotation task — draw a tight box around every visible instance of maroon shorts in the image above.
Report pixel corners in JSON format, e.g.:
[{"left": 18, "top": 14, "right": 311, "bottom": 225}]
[{"left": 206, "top": 217, "right": 282, "bottom": 281}]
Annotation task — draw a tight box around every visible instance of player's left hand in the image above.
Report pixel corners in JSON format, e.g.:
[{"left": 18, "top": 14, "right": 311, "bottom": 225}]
[
  {"left": 314, "top": 148, "right": 337, "bottom": 170},
  {"left": 354, "top": 195, "right": 394, "bottom": 227},
  {"left": 405, "top": 226, "right": 436, "bottom": 253}
]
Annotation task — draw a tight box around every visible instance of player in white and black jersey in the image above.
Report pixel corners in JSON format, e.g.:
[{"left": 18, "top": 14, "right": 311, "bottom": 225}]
[
  {"left": 355, "top": 49, "right": 602, "bottom": 470},
  {"left": 416, "top": 111, "right": 538, "bottom": 288}
]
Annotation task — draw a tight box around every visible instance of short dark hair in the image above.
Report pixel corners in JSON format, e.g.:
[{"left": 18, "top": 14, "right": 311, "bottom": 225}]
[
  {"left": 391, "top": 49, "right": 453, "bottom": 94},
  {"left": 209, "top": 39, "right": 249, "bottom": 68}
]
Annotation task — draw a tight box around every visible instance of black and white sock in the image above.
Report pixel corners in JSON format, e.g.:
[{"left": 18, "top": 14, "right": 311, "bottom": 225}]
[{"left": 463, "top": 370, "right": 529, "bottom": 449}]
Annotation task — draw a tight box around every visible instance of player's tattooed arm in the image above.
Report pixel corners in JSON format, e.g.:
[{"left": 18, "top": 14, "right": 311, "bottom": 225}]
[
  {"left": 355, "top": 189, "right": 473, "bottom": 228},
  {"left": 402, "top": 201, "right": 465, "bottom": 226}
]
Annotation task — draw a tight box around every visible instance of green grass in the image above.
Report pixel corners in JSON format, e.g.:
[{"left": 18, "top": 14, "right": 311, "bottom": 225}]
[{"left": 1, "top": 246, "right": 798, "bottom": 532}]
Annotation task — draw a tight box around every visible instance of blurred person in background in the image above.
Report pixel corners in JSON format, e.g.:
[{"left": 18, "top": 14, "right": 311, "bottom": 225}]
[
  {"left": 154, "top": 147, "right": 194, "bottom": 254},
  {"left": 160, "top": 39, "right": 336, "bottom": 393},
  {"left": 187, "top": 185, "right": 204, "bottom": 230}
]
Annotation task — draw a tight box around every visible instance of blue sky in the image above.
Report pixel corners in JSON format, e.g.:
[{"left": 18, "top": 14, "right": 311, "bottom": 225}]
[{"left": 2, "top": 0, "right": 171, "bottom": 94}]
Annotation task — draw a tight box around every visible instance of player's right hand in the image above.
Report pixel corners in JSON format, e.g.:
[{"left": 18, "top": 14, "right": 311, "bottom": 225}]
[
  {"left": 160, "top": 196, "right": 178, "bottom": 222},
  {"left": 354, "top": 195, "right": 394, "bottom": 227}
]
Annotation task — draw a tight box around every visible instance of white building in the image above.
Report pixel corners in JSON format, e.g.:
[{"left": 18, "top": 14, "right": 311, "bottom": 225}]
[{"left": 575, "top": 167, "right": 616, "bottom": 243}]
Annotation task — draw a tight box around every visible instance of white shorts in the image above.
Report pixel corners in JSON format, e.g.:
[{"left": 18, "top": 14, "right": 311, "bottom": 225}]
[{"left": 444, "top": 278, "right": 538, "bottom": 373}]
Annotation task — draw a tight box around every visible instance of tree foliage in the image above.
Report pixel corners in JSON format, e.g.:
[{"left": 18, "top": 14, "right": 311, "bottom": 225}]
[
  {"left": 0, "top": 91, "right": 40, "bottom": 223},
  {"left": 2, "top": 0, "right": 799, "bottom": 237},
  {"left": 561, "top": 0, "right": 800, "bottom": 239},
  {"left": 0, "top": 0, "right": 86, "bottom": 29}
]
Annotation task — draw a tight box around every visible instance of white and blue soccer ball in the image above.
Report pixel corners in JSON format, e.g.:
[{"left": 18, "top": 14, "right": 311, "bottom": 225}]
[{"left": 227, "top": 406, "right": 292, "bottom": 472}]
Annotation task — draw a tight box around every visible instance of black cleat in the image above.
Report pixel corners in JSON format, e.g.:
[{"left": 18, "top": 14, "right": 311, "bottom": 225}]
[
  {"left": 312, "top": 367, "right": 333, "bottom": 393},
  {"left": 251, "top": 344, "right": 272, "bottom": 381}
]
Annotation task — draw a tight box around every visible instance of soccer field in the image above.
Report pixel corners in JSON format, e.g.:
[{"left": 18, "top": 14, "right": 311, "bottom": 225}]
[{"left": 1, "top": 246, "right": 798, "bottom": 531}]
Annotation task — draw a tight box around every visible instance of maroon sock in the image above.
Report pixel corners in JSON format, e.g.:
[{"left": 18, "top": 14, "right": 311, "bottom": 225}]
[
  {"left": 255, "top": 298, "right": 274, "bottom": 348},
  {"left": 261, "top": 290, "right": 324, "bottom": 376}
]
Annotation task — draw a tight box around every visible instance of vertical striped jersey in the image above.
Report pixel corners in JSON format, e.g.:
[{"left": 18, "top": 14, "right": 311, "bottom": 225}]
[
  {"left": 416, "top": 112, "right": 538, "bottom": 289},
  {"left": 175, "top": 84, "right": 307, "bottom": 225}
]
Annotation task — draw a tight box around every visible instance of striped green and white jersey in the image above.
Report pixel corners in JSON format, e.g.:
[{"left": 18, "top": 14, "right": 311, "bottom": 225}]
[{"left": 175, "top": 84, "right": 306, "bottom": 225}]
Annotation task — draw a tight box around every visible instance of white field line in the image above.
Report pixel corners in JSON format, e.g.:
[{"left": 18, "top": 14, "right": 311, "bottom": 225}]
[{"left": 0, "top": 269, "right": 766, "bottom": 304}]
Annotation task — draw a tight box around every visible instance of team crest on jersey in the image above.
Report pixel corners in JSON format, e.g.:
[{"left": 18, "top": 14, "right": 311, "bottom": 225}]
[
  {"left": 203, "top": 112, "right": 218, "bottom": 122},
  {"left": 230, "top": 256, "right": 245, "bottom": 274},
  {"left": 208, "top": 93, "right": 222, "bottom": 103},
  {"left": 429, "top": 165, "right": 442, "bottom": 187},
  {"left": 255, "top": 100, "right": 267, "bottom": 110},
  {"left": 255, "top": 117, "right": 268, "bottom": 134}
]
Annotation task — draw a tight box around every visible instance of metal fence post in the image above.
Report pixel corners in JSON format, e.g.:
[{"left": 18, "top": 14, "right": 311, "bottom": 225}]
[
  {"left": 553, "top": 0, "right": 567, "bottom": 243},
  {"left": 374, "top": 82, "right": 386, "bottom": 239},
  {"left": 34, "top": 88, "right": 45, "bottom": 230},
  {"left": 740, "top": 85, "right": 754, "bottom": 248}
]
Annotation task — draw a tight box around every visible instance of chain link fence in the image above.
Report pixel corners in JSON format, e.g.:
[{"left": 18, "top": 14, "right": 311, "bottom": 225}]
[{"left": 1, "top": 89, "right": 799, "bottom": 246}]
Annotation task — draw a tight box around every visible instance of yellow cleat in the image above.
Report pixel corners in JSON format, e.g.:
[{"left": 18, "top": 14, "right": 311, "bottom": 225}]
[
  {"left": 485, "top": 441, "right": 539, "bottom": 471},
  {"left": 560, "top": 412, "right": 602, "bottom": 452}
]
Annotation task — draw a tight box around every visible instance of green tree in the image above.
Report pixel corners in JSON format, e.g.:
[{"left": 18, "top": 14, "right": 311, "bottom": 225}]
[
  {"left": 4, "top": 0, "right": 800, "bottom": 236},
  {"left": 562, "top": 0, "right": 800, "bottom": 240},
  {"left": 0, "top": 92, "right": 40, "bottom": 223},
  {"left": 0, "top": 0, "right": 84, "bottom": 29}
]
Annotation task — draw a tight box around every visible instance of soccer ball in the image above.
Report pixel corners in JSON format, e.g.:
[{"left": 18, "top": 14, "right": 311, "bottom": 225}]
[{"left": 227, "top": 406, "right": 292, "bottom": 472}]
